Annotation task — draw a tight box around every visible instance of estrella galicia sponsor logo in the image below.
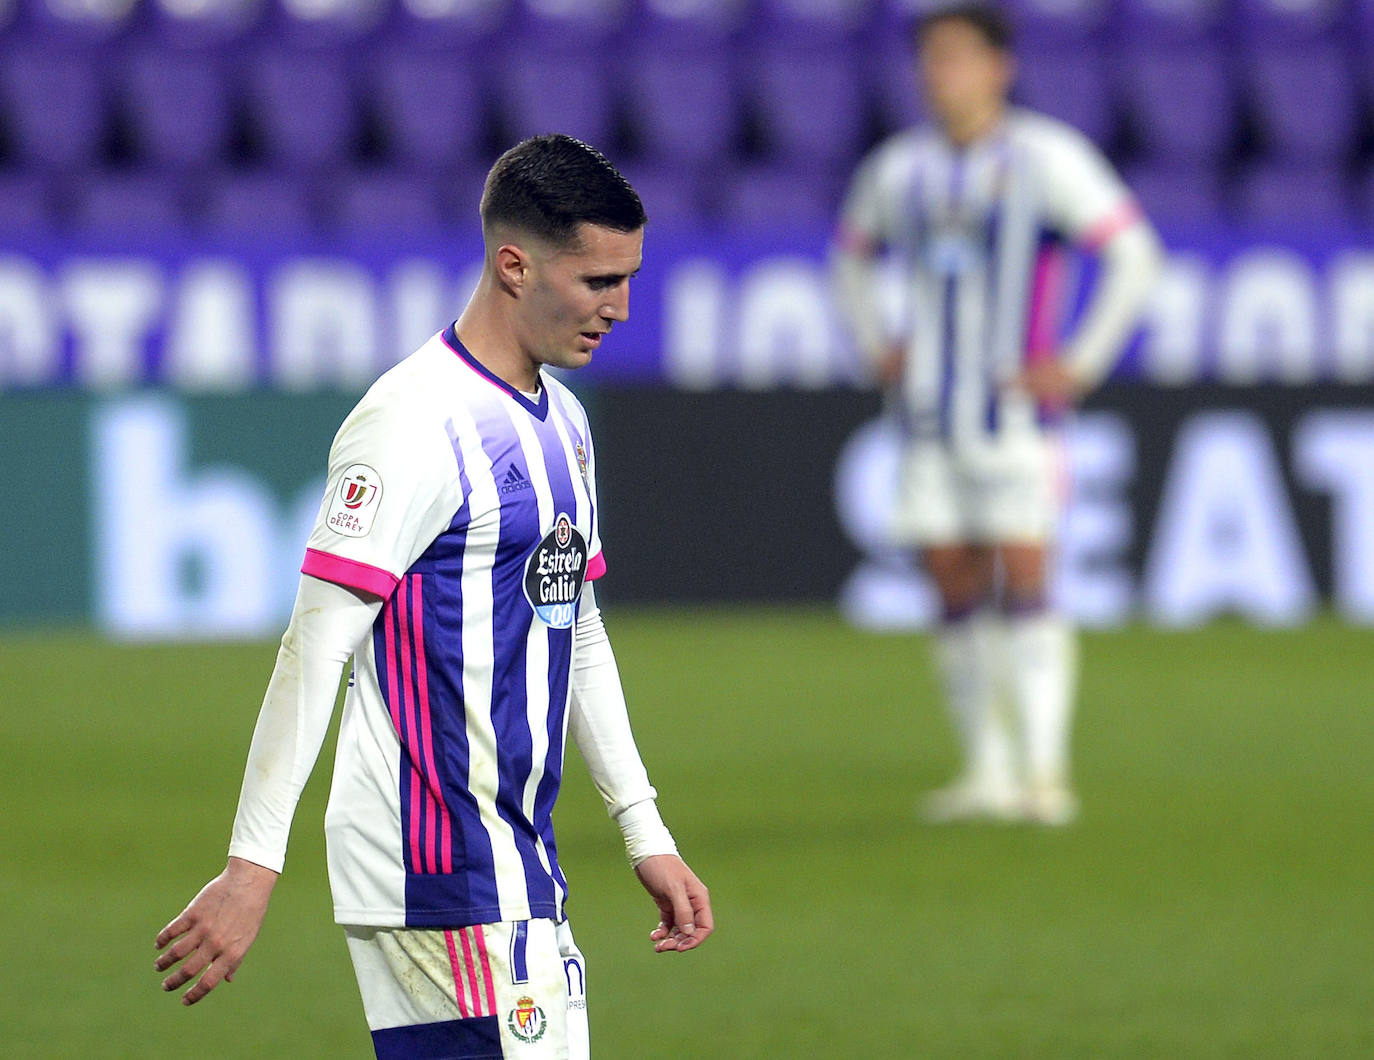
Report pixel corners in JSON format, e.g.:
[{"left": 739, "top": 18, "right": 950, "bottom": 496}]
[
  {"left": 499, "top": 463, "right": 533, "bottom": 496},
  {"left": 508, "top": 995, "right": 547, "bottom": 1043},
  {"left": 326, "top": 463, "right": 382, "bottom": 537},
  {"left": 522, "top": 512, "right": 586, "bottom": 629}
]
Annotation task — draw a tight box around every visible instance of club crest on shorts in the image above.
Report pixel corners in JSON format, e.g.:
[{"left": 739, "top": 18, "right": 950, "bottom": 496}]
[
  {"left": 508, "top": 995, "right": 546, "bottom": 1043},
  {"left": 326, "top": 464, "right": 382, "bottom": 537},
  {"left": 523, "top": 513, "right": 587, "bottom": 629}
]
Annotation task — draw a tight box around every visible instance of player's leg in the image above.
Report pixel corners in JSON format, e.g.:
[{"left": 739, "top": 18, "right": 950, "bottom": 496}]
[
  {"left": 895, "top": 442, "right": 1016, "bottom": 821},
  {"left": 344, "top": 920, "right": 575, "bottom": 1059},
  {"left": 986, "top": 436, "right": 1079, "bottom": 825},
  {"left": 920, "top": 541, "right": 1019, "bottom": 820},
  {"left": 999, "top": 542, "right": 1078, "bottom": 824}
]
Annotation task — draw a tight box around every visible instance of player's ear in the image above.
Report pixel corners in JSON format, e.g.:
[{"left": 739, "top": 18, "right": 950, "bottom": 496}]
[{"left": 493, "top": 243, "right": 530, "bottom": 294}]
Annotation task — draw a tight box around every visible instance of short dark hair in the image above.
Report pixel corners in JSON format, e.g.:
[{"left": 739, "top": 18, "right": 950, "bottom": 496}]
[
  {"left": 480, "top": 134, "right": 647, "bottom": 246},
  {"left": 915, "top": 3, "right": 1014, "bottom": 51}
]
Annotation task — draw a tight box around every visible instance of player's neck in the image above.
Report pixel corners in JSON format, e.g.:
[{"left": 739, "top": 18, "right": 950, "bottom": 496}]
[
  {"left": 942, "top": 101, "right": 1005, "bottom": 148},
  {"left": 454, "top": 300, "right": 541, "bottom": 394}
]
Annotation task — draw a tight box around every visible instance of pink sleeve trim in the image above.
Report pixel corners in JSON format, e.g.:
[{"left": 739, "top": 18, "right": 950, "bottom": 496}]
[
  {"left": 302, "top": 548, "right": 400, "bottom": 599},
  {"left": 1080, "top": 200, "right": 1143, "bottom": 252},
  {"left": 586, "top": 551, "right": 607, "bottom": 581}
]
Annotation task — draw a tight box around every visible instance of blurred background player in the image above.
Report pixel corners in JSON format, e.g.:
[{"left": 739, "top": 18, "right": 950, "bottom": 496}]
[{"left": 833, "top": 3, "right": 1163, "bottom": 825}]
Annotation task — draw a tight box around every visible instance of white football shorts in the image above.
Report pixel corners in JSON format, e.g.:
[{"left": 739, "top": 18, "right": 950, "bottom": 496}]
[
  {"left": 890, "top": 433, "right": 1065, "bottom": 548},
  {"left": 345, "top": 918, "right": 588, "bottom": 1059}
]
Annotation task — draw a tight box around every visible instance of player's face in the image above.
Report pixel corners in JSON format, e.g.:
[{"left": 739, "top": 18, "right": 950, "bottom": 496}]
[
  {"left": 917, "top": 20, "right": 1013, "bottom": 131},
  {"left": 521, "top": 223, "right": 643, "bottom": 372}
]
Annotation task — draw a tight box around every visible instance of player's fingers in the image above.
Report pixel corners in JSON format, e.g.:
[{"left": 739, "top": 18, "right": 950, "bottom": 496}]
[
  {"left": 155, "top": 913, "right": 192, "bottom": 950},
  {"left": 665, "top": 885, "right": 696, "bottom": 939},
  {"left": 182, "top": 957, "right": 230, "bottom": 1006},
  {"left": 161, "top": 948, "right": 213, "bottom": 993},
  {"left": 154, "top": 930, "right": 205, "bottom": 972},
  {"left": 689, "top": 882, "right": 714, "bottom": 938}
]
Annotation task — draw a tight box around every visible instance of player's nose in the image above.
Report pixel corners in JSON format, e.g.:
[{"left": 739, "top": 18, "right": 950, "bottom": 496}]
[{"left": 601, "top": 281, "right": 630, "bottom": 323}]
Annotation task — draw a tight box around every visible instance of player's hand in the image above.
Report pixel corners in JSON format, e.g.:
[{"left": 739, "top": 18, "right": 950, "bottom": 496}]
[
  {"left": 634, "top": 854, "right": 713, "bottom": 954},
  {"left": 154, "top": 856, "right": 278, "bottom": 1005},
  {"left": 875, "top": 345, "right": 905, "bottom": 388},
  {"left": 1015, "top": 358, "right": 1084, "bottom": 405}
]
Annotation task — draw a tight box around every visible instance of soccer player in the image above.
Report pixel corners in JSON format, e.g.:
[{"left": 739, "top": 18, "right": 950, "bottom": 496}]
[
  {"left": 833, "top": 5, "right": 1162, "bottom": 824},
  {"left": 154, "top": 134, "right": 713, "bottom": 1058}
]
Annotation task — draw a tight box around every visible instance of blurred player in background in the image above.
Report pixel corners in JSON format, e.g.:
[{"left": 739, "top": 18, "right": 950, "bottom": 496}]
[
  {"left": 833, "top": 4, "right": 1162, "bottom": 824},
  {"left": 155, "top": 134, "right": 712, "bottom": 1058}
]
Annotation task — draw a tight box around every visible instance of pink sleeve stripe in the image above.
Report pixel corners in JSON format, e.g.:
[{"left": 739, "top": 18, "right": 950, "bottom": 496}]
[
  {"left": 1080, "top": 200, "right": 1143, "bottom": 251},
  {"left": 587, "top": 551, "right": 607, "bottom": 581},
  {"left": 301, "top": 548, "right": 399, "bottom": 598}
]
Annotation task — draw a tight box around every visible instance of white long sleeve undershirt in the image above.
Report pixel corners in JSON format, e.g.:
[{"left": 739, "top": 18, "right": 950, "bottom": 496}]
[
  {"left": 227, "top": 575, "right": 675, "bottom": 875},
  {"left": 1060, "top": 222, "right": 1164, "bottom": 389}
]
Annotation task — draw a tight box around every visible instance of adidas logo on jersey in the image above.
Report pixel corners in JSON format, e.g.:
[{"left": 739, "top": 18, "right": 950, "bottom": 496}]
[{"left": 499, "top": 463, "right": 533, "bottom": 496}]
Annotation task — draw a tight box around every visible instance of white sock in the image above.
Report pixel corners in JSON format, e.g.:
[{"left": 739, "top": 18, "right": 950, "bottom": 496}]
[
  {"left": 1005, "top": 610, "right": 1077, "bottom": 789},
  {"left": 933, "top": 610, "right": 1014, "bottom": 792}
]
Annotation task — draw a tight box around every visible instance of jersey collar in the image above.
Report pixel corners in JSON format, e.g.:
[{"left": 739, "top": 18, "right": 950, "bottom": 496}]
[{"left": 442, "top": 323, "right": 550, "bottom": 420}]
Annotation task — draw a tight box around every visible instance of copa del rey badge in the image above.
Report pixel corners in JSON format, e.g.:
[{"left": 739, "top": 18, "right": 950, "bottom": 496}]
[
  {"left": 523, "top": 512, "right": 587, "bottom": 629},
  {"left": 326, "top": 464, "right": 382, "bottom": 538}
]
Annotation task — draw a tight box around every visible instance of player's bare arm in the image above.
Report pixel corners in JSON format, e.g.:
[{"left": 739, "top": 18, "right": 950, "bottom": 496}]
[{"left": 154, "top": 856, "right": 277, "bottom": 1005}]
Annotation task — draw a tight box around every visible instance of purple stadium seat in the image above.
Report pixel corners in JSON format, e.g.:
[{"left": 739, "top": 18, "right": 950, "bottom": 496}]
[
  {"left": 498, "top": 45, "right": 617, "bottom": 147},
  {"left": 632, "top": 0, "right": 749, "bottom": 43},
  {"left": 1247, "top": 45, "right": 1359, "bottom": 162},
  {"left": 366, "top": 48, "right": 487, "bottom": 169},
  {"left": 1119, "top": 46, "right": 1235, "bottom": 164},
  {"left": 1111, "top": 0, "right": 1226, "bottom": 43},
  {"left": 1357, "top": 0, "right": 1374, "bottom": 43},
  {"left": 0, "top": 172, "right": 56, "bottom": 232},
  {"left": 749, "top": 43, "right": 867, "bottom": 167},
  {"left": 197, "top": 171, "right": 318, "bottom": 236},
  {"left": 1122, "top": 162, "right": 1224, "bottom": 226},
  {"left": 623, "top": 44, "right": 740, "bottom": 168},
  {"left": 752, "top": 0, "right": 876, "bottom": 43},
  {"left": 66, "top": 172, "right": 189, "bottom": 236},
  {"left": 119, "top": 48, "right": 233, "bottom": 171},
  {"left": 267, "top": 0, "right": 389, "bottom": 46},
  {"left": 616, "top": 162, "right": 707, "bottom": 229},
  {"left": 717, "top": 163, "right": 840, "bottom": 231},
  {"left": 1357, "top": 165, "right": 1374, "bottom": 229},
  {"left": 1015, "top": 44, "right": 1115, "bottom": 149},
  {"left": 512, "top": 0, "right": 630, "bottom": 41},
  {"left": 241, "top": 48, "right": 359, "bottom": 170},
  {"left": 23, "top": 0, "right": 137, "bottom": 40},
  {"left": 146, "top": 0, "right": 262, "bottom": 46},
  {"left": 388, "top": 0, "right": 512, "bottom": 46},
  {"left": 1004, "top": 0, "right": 1109, "bottom": 43},
  {"left": 328, "top": 168, "right": 447, "bottom": 235},
  {"left": 870, "top": 35, "right": 922, "bottom": 132},
  {"left": 0, "top": 42, "right": 108, "bottom": 170},
  {"left": 1234, "top": 162, "right": 1352, "bottom": 227},
  {"left": 1233, "top": 0, "right": 1344, "bottom": 41}
]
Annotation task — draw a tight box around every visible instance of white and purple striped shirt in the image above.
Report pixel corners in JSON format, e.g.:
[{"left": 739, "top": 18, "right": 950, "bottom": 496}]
[
  {"left": 301, "top": 325, "right": 604, "bottom": 928},
  {"left": 838, "top": 107, "right": 1143, "bottom": 444}
]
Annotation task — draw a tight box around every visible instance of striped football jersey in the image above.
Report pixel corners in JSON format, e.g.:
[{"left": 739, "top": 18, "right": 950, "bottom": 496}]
[
  {"left": 838, "top": 107, "right": 1143, "bottom": 445},
  {"left": 301, "top": 324, "right": 604, "bottom": 928}
]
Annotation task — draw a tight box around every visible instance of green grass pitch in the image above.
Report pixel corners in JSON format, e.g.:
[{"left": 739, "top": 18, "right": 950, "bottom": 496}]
[{"left": 2, "top": 611, "right": 1371, "bottom": 1057}]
